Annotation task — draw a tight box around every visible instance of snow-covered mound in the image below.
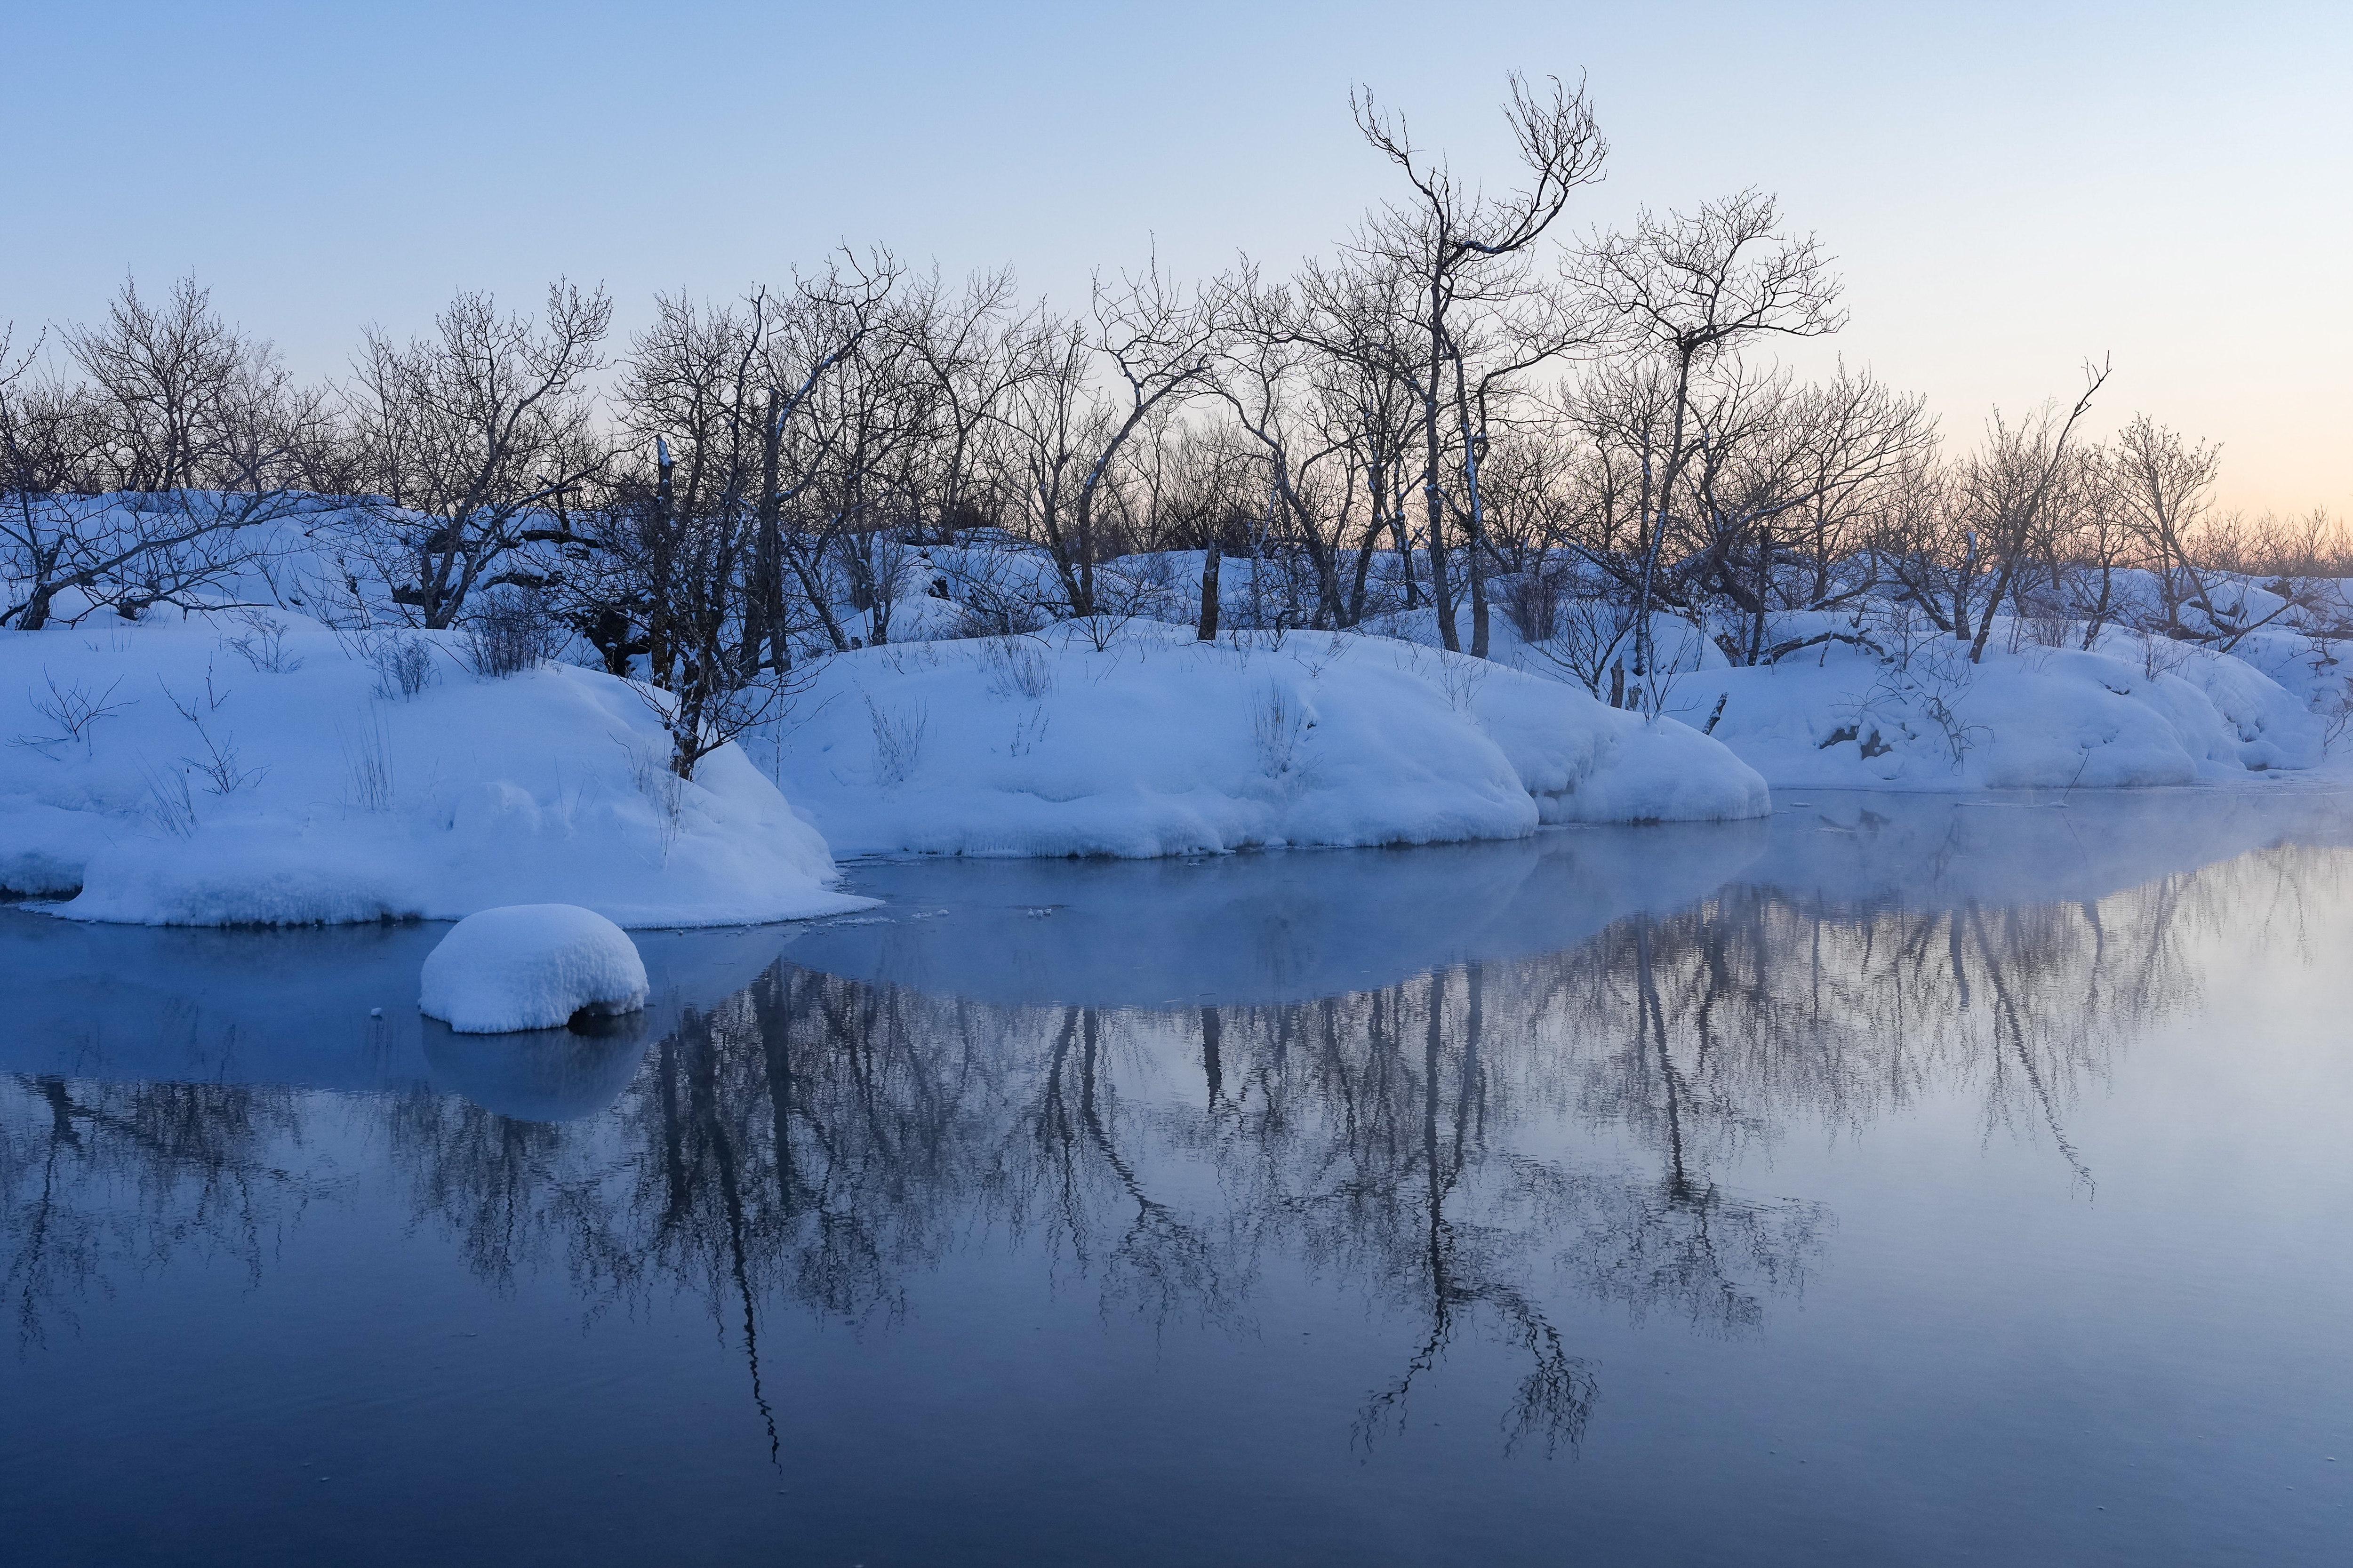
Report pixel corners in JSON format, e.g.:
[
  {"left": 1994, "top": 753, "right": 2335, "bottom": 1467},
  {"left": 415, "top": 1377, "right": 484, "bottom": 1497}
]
[
  {"left": 1660, "top": 619, "right": 2322, "bottom": 790},
  {"left": 418, "top": 904, "right": 649, "bottom": 1033},
  {"left": 0, "top": 609, "right": 870, "bottom": 926},
  {"left": 757, "top": 622, "right": 1768, "bottom": 858}
]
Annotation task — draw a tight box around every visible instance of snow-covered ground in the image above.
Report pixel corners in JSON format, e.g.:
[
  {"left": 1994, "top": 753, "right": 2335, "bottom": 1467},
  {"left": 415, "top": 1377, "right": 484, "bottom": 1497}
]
[
  {"left": 0, "top": 606, "right": 866, "bottom": 926},
  {"left": 901, "top": 542, "right": 2350, "bottom": 793},
  {"left": 1663, "top": 616, "right": 2324, "bottom": 790},
  {"left": 8, "top": 507, "right": 2352, "bottom": 933},
  {"left": 755, "top": 620, "right": 1768, "bottom": 858}
]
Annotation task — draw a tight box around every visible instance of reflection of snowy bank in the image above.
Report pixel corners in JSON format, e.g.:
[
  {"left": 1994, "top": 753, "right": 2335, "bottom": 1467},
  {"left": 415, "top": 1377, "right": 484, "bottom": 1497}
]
[
  {"left": 767, "top": 789, "right": 2353, "bottom": 1008},
  {"left": 1745, "top": 786, "right": 2353, "bottom": 911},
  {"left": 9, "top": 788, "right": 2349, "bottom": 1104},
  {"left": 788, "top": 817, "right": 1769, "bottom": 1008}
]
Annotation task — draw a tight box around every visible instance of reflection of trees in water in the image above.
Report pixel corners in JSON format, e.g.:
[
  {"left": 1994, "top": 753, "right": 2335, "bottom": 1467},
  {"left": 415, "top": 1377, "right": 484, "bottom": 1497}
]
[
  {"left": 373, "top": 853, "right": 2243, "bottom": 1455},
  {"left": 3, "top": 846, "right": 2313, "bottom": 1446},
  {"left": 0, "top": 1070, "right": 333, "bottom": 1349}
]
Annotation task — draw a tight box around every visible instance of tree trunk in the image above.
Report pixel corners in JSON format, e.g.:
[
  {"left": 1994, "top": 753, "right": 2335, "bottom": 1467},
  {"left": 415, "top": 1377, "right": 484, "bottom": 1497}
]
[
  {"left": 1423, "top": 281, "right": 1458, "bottom": 652},
  {"left": 1197, "top": 545, "right": 1221, "bottom": 640}
]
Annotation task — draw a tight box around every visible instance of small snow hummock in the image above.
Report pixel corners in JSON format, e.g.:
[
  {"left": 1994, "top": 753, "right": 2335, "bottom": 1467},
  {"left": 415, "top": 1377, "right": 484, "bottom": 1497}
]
[{"left": 418, "top": 904, "right": 650, "bottom": 1034}]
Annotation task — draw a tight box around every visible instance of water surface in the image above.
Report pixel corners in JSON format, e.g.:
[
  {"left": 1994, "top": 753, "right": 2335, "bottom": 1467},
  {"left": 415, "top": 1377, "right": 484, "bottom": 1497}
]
[{"left": 6, "top": 790, "right": 2353, "bottom": 1566}]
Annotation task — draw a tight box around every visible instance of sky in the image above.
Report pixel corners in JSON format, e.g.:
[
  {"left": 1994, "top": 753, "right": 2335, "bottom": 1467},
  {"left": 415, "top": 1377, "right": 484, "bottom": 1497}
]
[{"left": 3, "top": 0, "right": 2346, "bottom": 514}]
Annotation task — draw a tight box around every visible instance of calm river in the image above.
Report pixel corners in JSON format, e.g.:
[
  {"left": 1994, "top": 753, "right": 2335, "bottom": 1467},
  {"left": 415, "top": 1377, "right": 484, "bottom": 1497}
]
[{"left": 5, "top": 789, "right": 2352, "bottom": 1566}]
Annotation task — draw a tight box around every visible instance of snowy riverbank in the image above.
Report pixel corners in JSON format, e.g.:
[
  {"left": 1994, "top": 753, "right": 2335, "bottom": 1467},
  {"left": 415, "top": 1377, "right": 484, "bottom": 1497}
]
[
  {"left": 756, "top": 621, "right": 1769, "bottom": 858},
  {"left": 0, "top": 609, "right": 867, "bottom": 926}
]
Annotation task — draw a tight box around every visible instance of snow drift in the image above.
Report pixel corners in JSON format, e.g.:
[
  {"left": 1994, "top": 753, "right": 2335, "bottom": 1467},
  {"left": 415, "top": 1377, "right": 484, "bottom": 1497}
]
[
  {"left": 0, "top": 609, "right": 869, "bottom": 926},
  {"left": 1659, "top": 617, "right": 2324, "bottom": 790},
  {"left": 758, "top": 621, "right": 1769, "bottom": 858},
  {"left": 418, "top": 904, "right": 649, "bottom": 1033}
]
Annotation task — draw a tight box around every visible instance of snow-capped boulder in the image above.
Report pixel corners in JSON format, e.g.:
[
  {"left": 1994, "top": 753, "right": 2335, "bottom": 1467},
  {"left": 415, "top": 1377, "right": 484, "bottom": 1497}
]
[{"left": 418, "top": 904, "right": 649, "bottom": 1034}]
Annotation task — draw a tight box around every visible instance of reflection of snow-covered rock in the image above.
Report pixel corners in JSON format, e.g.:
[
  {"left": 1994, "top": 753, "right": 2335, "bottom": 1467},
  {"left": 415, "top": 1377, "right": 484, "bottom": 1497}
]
[
  {"left": 758, "top": 622, "right": 1768, "bottom": 859},
  {"left": 419, "top": 904, "right": 648, "bottom": 1033},
  {"left": 0, "top": 609, "right": 867, "bottom": 926},
  {"left": 419, "top": 1018, "right": 652, "bottom": 1123}
]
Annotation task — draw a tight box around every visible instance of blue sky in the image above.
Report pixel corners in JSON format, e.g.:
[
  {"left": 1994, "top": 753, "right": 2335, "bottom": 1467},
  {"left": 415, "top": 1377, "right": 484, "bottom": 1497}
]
[{"left": 4, "top": 1, "right": 2345, "bottom": 510}]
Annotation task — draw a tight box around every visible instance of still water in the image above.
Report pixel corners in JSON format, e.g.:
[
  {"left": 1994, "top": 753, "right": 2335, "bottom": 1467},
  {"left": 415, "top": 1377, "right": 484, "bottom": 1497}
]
[{"left": 5, "top": 790, "right": 2353, "bottom": 1566}]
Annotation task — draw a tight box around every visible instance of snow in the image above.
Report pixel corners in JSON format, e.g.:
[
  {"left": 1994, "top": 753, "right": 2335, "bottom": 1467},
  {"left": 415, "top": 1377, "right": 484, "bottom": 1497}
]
[
  {"left": 417, "top": 904, "right": 649, "bottom": 1034},
  {"left": 1650, "top": 616, "right": 2325, "bottom": 791},
  {"left": 9, "top": 508, "right": 2345, "bottom": 936},
  {"left": 731, "top": 539, "right": 2353, "bottom": 799},
  {"left": 755, "top": 621, "right": 1770, "bottom": 858},
  {"left": 0, "top": 607, "right": 870, "bottom": 927}
]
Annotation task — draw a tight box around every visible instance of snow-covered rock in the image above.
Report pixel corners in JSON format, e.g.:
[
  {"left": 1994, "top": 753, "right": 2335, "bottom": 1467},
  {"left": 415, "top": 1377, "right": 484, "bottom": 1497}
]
[
  {"left": 0, "top": 608, "right": 870, "bottom": 926},
  {"left": 753, "top": 621, "right": 1769, "bottom": 858},
  {"left": 418, "top": 904, "right": 649, "bottom": 1034}
]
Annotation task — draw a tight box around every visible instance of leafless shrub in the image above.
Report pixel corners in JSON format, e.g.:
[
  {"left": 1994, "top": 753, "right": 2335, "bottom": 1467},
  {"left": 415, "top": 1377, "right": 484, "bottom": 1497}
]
[
  {"left": 1434, "top": 650, "right": 1488, "bottom": 711},
  {"left": 11, "top": 670, "right": 131, "bottom": 755},
  {"left": 1251, "top": 681, "right": 1310, "bottom": 780},
  {"left": 159, "top": 669, "right": 264, "bottom": 794},
  {"left": 1068, "top": 611, "right": 1133, "bottom": 653},
  {"left": 622, "top": 737, "right": 686, "bottom": 861},
  {"left": 2020, "top": 613, "right": 2076, "bottom": 650},
  {"left": 1520, "top": 591, "right": 1644, "bottom": 702},
  {"left": 462, "top": 591, "right": 564, "bottom": 679},
  {"left": 865, "top": 696, "right": 928, "bottom": 785},
  {"left": 2128, "top": 629, "right": 2191, "bottom": 682},
  {"left": 1850, "top": 638, "right": 1985, "bottom": 768},
  {"left": 1007, "top": 705, "right": 1051, "bottom": 757},
  {"left": 223, "top": 610, "right": 302, "bottom": 673},
  {"left": 140, "top": 760, "right": 198, "bottom": 838},
  {"left": 341, "top": 711, "right": 395, "bottom": 812},
  {"left": 179, "top": 721, "right": 264, "bottom": 795},
  {"left": 1500, "top": 568, "right": 1563, "bottom": 644},
  {"left": 2321, "top": 682, "right": 2353, "bottom": 754},
  {"left": 977, "top": 636, "right": 1054, "bottom": 700},
  {"left": 369, "top": 634, "right": 436, "bottom": 700}
]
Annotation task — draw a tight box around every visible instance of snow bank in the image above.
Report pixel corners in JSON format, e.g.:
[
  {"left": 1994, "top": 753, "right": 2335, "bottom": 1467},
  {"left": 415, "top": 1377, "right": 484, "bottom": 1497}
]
[
  {"left": 418, "top": 904, "right": 649, "bottom": 1033},
  {"left": 1657, "top": 622, "right": 2323, "bottom": 790},
  {"left": 0, "top": 609, "right": 869, "bottom": 926},
  {"left": 756, "top": 622, "right": 1768, "bottom": 858}
]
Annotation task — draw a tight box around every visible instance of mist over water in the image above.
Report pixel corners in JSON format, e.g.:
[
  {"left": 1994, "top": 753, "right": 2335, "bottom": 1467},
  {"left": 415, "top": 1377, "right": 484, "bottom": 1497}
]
[{"left": 6, "top": 791, "right": 2353, "bottom": 1566}]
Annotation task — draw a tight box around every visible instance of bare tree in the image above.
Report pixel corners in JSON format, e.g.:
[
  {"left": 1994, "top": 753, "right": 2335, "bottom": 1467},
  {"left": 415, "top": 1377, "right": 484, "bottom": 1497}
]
[
  {"left": 1952, "top": 363, "right": 2111, "bottom": 663},
  {"left": 993, "top": 265, "right": 1222, "bottom": 619},
  {"left": 2, "top": 280, "right": 327, "bottom": 629},
  {"left": 1578, "top": 191, "right": 1845, "bottom": 705},
  {"left": 344, "top": 281, "right": 613, "bottom": 629},
  {"left": 1345, "top": 73, "right": 1609, "bottom": 656}
]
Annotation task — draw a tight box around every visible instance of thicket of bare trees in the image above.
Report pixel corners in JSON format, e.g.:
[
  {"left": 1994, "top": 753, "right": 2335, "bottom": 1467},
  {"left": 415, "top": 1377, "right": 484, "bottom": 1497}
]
[{"left": 5, "top": 74, "right": 2347, "bottom": 770}]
